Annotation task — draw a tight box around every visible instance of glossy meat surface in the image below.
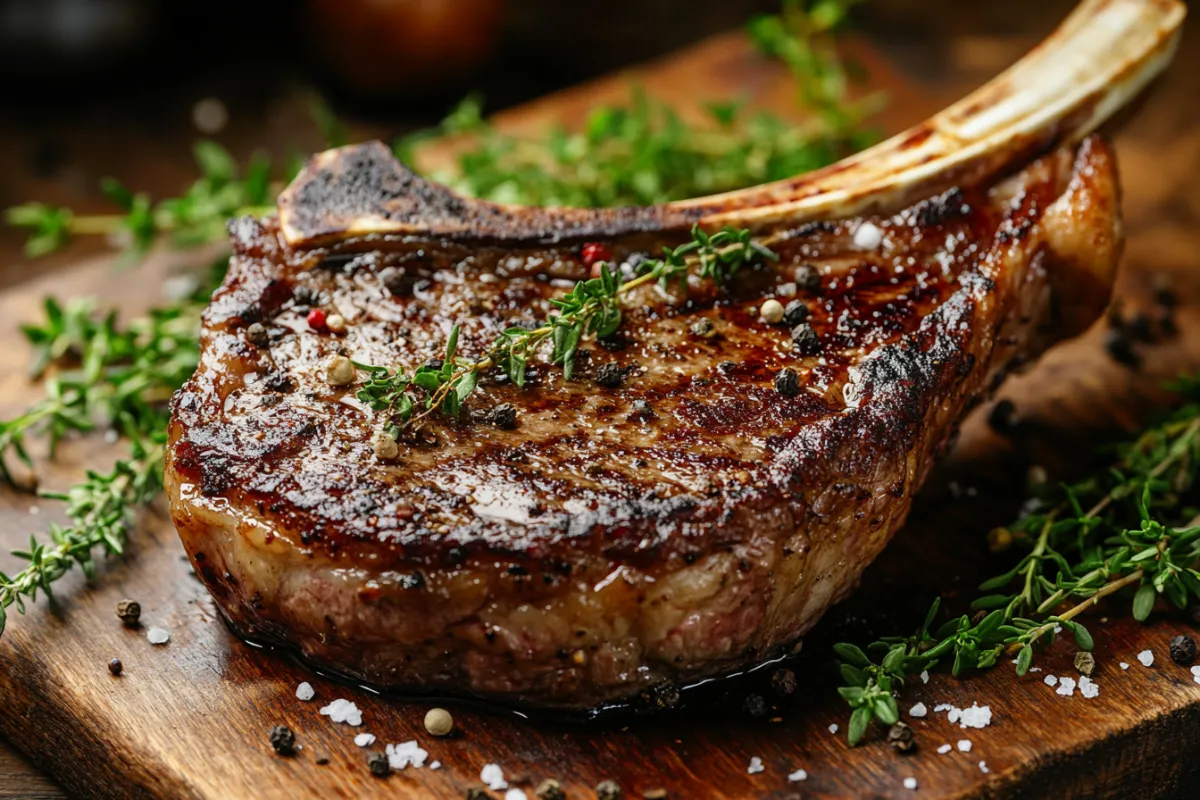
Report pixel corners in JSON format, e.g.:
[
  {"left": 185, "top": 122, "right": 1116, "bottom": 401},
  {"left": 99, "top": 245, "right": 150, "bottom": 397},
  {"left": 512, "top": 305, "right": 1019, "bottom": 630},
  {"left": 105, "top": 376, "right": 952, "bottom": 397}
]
[{"left": 166, "top": 138, "right": 1120, "bottom": 708}]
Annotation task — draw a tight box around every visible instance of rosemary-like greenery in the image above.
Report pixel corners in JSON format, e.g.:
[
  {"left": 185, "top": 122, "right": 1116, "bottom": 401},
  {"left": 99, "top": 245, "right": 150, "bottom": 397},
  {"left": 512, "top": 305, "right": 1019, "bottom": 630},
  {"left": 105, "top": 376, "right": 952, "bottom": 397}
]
[
  {"left": 354, "top": 226, "right": 775, "bottom": 434},
  {"left": 0, "top": 0, "right": 873, "bottom": 637},
  {"left": 835, "top": 379, "right": 1200, "bottom": 744}
]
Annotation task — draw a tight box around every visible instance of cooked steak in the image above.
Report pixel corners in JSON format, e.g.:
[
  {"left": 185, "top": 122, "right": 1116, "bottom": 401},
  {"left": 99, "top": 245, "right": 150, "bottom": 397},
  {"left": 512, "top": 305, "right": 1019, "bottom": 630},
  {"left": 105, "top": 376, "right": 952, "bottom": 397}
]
[{"left": 164, "top": 0, "right": 1180, "bottom": 709}]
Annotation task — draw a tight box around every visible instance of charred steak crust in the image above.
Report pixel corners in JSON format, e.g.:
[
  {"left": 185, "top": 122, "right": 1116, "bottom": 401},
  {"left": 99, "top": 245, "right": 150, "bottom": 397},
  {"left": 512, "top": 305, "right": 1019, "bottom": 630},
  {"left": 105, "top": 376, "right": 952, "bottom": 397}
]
[{"left": 166, "top": 137, "right": 1119, "bottom": 708}]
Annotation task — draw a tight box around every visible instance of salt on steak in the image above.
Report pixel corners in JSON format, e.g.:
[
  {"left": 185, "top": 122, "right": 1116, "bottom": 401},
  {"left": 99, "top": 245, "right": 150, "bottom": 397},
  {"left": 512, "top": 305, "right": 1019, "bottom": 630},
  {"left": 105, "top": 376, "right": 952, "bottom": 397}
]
[{"left": 166, "top": 0, "right": 1183, "bottom": 708}]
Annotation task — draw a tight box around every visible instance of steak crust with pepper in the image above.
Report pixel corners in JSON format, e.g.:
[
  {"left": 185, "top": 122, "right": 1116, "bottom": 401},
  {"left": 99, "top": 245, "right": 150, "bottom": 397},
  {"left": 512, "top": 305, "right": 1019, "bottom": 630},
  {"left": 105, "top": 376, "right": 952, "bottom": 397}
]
[{"left": 165, "top": 133, "right": 1120, "bottom": 708}]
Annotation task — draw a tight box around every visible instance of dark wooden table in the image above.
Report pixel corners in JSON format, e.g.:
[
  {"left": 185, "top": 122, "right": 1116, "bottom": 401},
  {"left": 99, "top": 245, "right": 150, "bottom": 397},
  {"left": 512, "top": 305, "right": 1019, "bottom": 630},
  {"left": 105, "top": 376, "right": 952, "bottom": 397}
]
[{"left": 2, "top": 0, "right": 1196, "bottom": 796}]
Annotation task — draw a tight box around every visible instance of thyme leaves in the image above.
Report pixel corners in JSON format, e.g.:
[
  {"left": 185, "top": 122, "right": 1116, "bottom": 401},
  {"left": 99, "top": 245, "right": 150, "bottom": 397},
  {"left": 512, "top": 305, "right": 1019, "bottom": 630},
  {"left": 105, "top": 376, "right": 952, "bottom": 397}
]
[
  {"left": 835, "top": 386, "right": 1200, "bottom": 745},
  {"left": 353, "top": 226, "right": 777, "bottom": 434}
]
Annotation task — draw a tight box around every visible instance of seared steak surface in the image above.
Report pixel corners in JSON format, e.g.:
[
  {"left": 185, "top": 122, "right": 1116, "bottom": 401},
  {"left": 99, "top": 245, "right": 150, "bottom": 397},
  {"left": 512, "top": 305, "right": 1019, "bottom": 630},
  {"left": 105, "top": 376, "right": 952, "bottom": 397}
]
[{"left": 166, "top": 137, "right": 1119, "bottom": 708}]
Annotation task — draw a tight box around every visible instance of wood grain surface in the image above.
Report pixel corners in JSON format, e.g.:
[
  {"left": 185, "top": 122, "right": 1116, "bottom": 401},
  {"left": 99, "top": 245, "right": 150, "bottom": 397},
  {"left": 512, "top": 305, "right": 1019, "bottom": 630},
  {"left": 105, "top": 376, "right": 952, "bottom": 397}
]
[{"left": 2, "top": 4, "right": 1200, "bottom": 799}]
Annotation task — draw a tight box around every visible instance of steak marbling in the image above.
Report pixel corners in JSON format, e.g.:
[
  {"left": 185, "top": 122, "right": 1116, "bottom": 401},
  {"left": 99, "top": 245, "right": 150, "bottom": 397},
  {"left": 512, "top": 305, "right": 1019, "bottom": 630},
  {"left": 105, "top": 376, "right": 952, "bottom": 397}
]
[{"left": 165, "top": 0, "right": 1182, "bottom": 708}]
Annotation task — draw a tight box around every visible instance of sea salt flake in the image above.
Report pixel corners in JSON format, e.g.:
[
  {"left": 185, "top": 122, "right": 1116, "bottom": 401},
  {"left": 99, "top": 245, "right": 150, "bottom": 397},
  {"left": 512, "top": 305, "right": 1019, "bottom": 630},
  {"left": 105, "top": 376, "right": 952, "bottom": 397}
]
[
  {"left": 354, "top": 733, "right": 376, "bottom": 747},
  {"left": 828, "top": 724, "right": 839, "bottom": 735},
  {"left": 505, "top": 790, "right": 528, "bottom": 800},
  {"left": 1137, "top": 649, "right": 1154, "bottom": 667},
  {"left": 1044, "top": 675, "right": 1058, "bottom": 687},
  {"left": 957, "top": 739, "right": 973, "bottom": 753},
  {"left": 430, "top": 761, "right": 441, "bottom": 770},
  {"left": 903, "top": 777, "right": 918, "bottom": 790},
  {"left": 1120, "top": 662, "right": 1130, "bottom": 670},
  {"left": 947, "top": 708, "right": 962, "bottom": 725},
  {"left": 1029, "top": 667, "right": 1043, "bottom": 673},
  {"left": 958, "top": 704, "right": 992, "bottom": 729},
  {"left": 854, "top": 222, "right": 885, "bottom": 250},
  {"left": 937, "top": 744, "right": 952, "bottom": 754},
  {"left": 147, "top": 627, "right": 170, "bottom": 645},
  {"left": 788, "top": 769, "right": 808, "bottom": 782},
  {"left": 748, "top": 757, "right": 764, "bottom": 775},
  {"left": 296, "top": 682, "right": 315, "bottom": 702},
  {"left": 1079, "top": 676, "right": 1100, "bottom": 699},
  {"left": 385, "top": 741, "right": 428, "bottom": 770},
  {"left": 979, "top": 761, "right": 989, "bottom": 774},
  {"left": 481, "top": 764, "right": 508, "bottom": 791},
  {"left": 920, "top": 671, "right": 930, "bottom": 684},
  {"left": 909, "top": 702, "right": 927, "bottom": 718},
  {"left": 320, "top": 699, "right": 363, "bottom": 727},
  {"left": 1056, "top": 677, "right": 1077, "bottom": 697},
  {"left": 933, "top": 703, "right": 954, "bottom": 712}
]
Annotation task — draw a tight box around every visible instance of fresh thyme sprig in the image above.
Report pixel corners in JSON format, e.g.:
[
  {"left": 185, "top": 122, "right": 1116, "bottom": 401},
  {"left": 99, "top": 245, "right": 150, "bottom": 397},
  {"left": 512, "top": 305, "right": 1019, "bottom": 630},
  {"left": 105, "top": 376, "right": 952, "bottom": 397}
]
[
  {"left": 834, "top": 380, "right": 1200, "bottom": 744},
  {"left": 0, "top": 262, "right": 225, "bottom": 638},
  {"left": 5, "top": 142, "right": 277, "bottom": 260},
  {"left": 0, "top": 422, "right": 165, "bottom": 636},
  {"left": 395, "top": 1, "right": 879, "bottom": 208},
  {"left": 354, "top": 226, "right": 777, "bottom": 433}
]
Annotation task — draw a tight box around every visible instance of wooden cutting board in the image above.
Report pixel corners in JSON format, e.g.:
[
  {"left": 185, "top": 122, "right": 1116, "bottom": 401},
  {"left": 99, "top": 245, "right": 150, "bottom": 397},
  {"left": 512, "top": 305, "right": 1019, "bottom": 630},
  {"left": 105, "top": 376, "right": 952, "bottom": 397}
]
[{"left": 3, "top": 14, "right": 1200, "bottom": 800}]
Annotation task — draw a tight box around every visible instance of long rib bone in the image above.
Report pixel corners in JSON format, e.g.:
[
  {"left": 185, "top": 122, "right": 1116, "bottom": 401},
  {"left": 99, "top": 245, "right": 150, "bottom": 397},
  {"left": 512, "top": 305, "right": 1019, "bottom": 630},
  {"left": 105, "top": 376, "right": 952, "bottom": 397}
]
[{"left": 278, "top": 0, "right": 1184, "bottom": 250}]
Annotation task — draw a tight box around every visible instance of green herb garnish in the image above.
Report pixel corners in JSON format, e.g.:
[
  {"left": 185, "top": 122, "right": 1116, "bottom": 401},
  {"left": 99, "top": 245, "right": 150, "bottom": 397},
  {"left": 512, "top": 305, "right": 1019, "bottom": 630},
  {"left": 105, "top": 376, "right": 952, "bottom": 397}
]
[{"left": 835, "top": 380, "right": 1200, "bottom": 744}]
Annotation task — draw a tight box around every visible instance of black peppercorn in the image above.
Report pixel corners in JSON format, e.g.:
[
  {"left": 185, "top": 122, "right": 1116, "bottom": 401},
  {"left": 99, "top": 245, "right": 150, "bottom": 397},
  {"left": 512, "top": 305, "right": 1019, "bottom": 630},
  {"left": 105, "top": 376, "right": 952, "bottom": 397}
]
[
  {"left": 108, "top": 658, "right": 123, "bottom": 676},
  {"left": 689, "top": 318, "right": 715, "bottom": 338},
  {"left": 887, "top": 721, "right": 916, "bottom": 754},
  {"left": 596, "top": 780, "right": 623, "bottom": 800},
  {"left": 1170, "top": 634, "right": 1197, "bottom": 665},
  {"left": 987, "top": 398, "right": 1017, "bottom": 436},
  {"left": 536, "top": 779, "right": 567, "bottom": 800},
  {"left": 775, "top": 368, "right": 801, "bottom": 397},
  {"left": 263, "top": 371, "right": 294, "bottom": 393},
  {"left": 423, "top": 358, "right": 444, "bottom": 371},
  {"left": 595, "top": 362, "right": 625, "bottom": 388},
  {"left": 367, "top": 751, "right": 390, "bottom": 777},
  {"left": 795, "top": 264, "right": 822, "bottom": 292},
  {"left": 771, "top": 668, "right": 797, "bottom": 696},
  {"left": 314, "top": 751, "right": 331, "bottom": 766},
  {"left": 488, "top": 403, "right": 518, "bottom": 429},
  {"left": 1104, "top": 329, "right": 1141, "bottom": 369},
  {"left": 269, "top": 725, "right": 296, "bottom": 756},
  {"left": 782, "top": 299, "right": 810, "bottom": 327},
  {"left": 116, "top": 599, "right": 141, "bottom": 627},
  {"left": 791, "top": 324, "right": 821, "bottom": 356},
  {"left": 246, "top": 322, "right": 270, "bottom": 347},
  {"left": 1126, "top": 311, "right": 1154, "bottom": 343},
  {"left": 743, "top": 693, "right": 768, "bottom": 718},
  {"left": 379, "top": 266, "right": 407, "bottom": 296},
  {"left": 1154, "top": 281, "right": 1177, "bottom": 309},
  {"left": 291, "top": 285, "right": 319, "bottom": 308}
]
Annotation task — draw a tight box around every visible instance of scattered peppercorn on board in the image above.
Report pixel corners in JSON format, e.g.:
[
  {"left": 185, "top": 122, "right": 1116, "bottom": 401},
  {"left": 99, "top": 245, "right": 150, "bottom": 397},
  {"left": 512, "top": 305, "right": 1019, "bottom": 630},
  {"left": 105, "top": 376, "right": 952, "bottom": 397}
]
[{"left": 4, "top": 17, "right": 1200, "bottom": 800}]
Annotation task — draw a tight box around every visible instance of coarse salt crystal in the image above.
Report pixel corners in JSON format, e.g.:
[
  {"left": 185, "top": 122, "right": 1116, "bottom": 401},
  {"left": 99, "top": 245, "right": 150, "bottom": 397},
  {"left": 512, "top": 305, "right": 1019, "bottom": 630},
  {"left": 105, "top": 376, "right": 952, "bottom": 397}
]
[
  {"left": 958, "top": 704, "right": 992, "bottom": 729},
  {"left": 854, "top": 222, "right": 884, "bottom": 250},
  {"left": 354, "top": 733, "right": 376, "bottom": 747},
  {"left": 979, "top": 761, "right": 989, "bottom": 774},
  {"left": 296, "top": 682, "right": 315, "bottom": 702},
  {"left": 920, "top": 671, "right": 930, "bottom": 684},
  {"left": 319, "top": 699, "right": 363, "bottom": 727},
  {"left": 1137, "top": 649, "right": 1154, "bottom": 667},
  {"left": 903, "top": 777, "right": 918, "bottom": 790},
  {"left": 1079, "top": 676, "right": 1100, "bottom": 699},
  {"left": 933, "top": 703, "right": 954, "bottom": 713},
  {"left": 828, "top": 724, "right": 839, "bottom": 735},
  {"left": 1044, "top": 675, "right": 1058, "bottom": 687},
  {"left": 937, "top": 744, "right": 952, "bottom": 755},
  {"left": 147, "top": 627, "right": 170, "bottom": 645},
  {"left": 1191, "top": 666, "right": 1200, "bottom": 685},
  {"left": 505, "top": 790, "right": 528, "bottom": 800},
  {"left": 1120, "top": 662, "right": 1130, "bottom": 670},
  {"left": 788, "top": 769, "right": 808, "bottom": 782},
  {"left": 909, "top": 702, "right": 927, "bottom": 718},
  {"left": 748, "top": 757, "right": 764, "bottom": 775},
  {"left": 947, "top": 708, "right": 962, "bottom": 725},
  {"left": 481, "top": 764, "right": 507, "bottom": 791},
  {"left": 957, "top": 739, "right": 973, "bottom": 753},
  {"left": 1029, "top": 667, "right": 1042, "bottom": 673},
  {"left": 385, "top": 741, "right": 428, "bottom": 770},
  {"left": 430, "top": 761, "right": 441, "bottom": 770},
  {"left": 1056, "top": 677, "right": 1077, "bottom": 697}
]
